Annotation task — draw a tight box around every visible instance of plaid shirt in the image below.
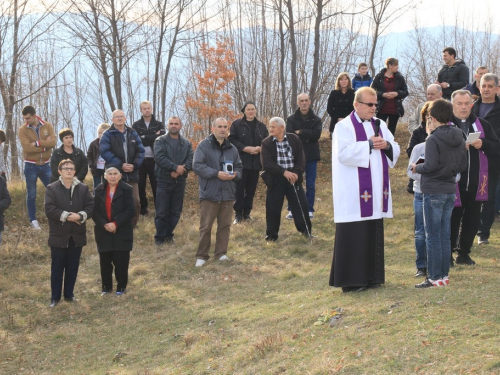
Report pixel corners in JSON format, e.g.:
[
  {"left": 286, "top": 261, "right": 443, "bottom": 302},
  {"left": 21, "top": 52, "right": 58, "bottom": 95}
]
[{"left": 273, "top": 135, "right": 294, "bottom": 169}]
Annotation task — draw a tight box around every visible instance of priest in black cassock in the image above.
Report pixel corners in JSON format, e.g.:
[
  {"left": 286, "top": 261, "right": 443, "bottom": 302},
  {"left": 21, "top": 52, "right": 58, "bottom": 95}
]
[{"left": 330, "top": 87, "right": 400, "bottom": 293}]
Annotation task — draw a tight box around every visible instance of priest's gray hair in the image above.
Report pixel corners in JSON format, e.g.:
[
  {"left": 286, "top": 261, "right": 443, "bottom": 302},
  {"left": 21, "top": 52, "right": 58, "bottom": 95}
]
[
  {"left": 269, "top": 117, "right": 285, "bottom": 127},
  {"left": 451, "top": 90, "right": 472, "bottom": 103},
  {"left": 480, "top": 73, "right": 499, "bottom": 87}
]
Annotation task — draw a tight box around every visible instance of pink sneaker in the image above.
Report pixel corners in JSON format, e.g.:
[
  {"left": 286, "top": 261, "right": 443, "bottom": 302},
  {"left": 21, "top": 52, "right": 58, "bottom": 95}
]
[
  {"left": 442, "top": 277, "right": 449, "bottom": 286},
  {"left": 430, "top": 278, "right": 444, "bottom": 287}
]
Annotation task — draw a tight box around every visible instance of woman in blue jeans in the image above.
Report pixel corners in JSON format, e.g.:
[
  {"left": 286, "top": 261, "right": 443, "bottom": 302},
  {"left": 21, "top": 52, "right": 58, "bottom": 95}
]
[{"left": 411, "top": 99, "right": 466, "bottom": 288}]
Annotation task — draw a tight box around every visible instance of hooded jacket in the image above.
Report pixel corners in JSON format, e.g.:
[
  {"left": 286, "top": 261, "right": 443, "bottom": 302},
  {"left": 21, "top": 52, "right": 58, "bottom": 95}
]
[
  {"left": 415, "top": 125, "right": 467, "bottom": 194},
  {"left": 371, "top": 68, "right": 409, "bottom": 117},
  {"left": 99, "top": 124, "right": 145, "bottom": 182},
  {"left": 44, "top": 177, "right": 94, "bottom": 247},
  {"left": 193, "top": 134, "right": 242, "bottom": 201},
  {"left": 437, "top": 59, "right": 470, "bottom": 99}
]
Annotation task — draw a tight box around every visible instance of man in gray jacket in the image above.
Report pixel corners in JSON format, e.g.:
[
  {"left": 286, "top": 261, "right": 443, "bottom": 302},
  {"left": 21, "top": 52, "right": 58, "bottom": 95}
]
[
  {"left": 154, "top": 117, "right": 194, "bottom": 245},
  {"left": 193, "top": 118, "right": 243, "bottom": 267}
]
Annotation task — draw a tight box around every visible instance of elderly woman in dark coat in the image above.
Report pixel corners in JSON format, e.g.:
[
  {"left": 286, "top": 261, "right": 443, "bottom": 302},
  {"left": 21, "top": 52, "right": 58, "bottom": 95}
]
[
  {"left": 45, "top": 159, "right": 94, "bottom": 308},
  {"left": 93, "top": 167, "right": 135, "bottom": 296}
]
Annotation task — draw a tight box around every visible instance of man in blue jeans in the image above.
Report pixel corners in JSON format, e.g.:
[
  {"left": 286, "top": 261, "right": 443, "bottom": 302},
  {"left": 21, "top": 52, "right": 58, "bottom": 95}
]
[
  {"left": 286, "top": 93, "right": 322, "bottom": 219},
  {"left": 411, "top": 99, "right": 466, "bottom": 288},
  {"left": 18, "top": 106, "right": 56, "bottom": 229}
]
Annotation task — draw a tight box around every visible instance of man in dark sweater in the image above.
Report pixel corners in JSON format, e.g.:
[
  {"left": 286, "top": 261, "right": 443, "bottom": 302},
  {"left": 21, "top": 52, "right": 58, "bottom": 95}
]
[
  {"left": 132, "top": 101, "right": 166, "bottom": 215},
  {"left": 286, "top": 93, "right": 322, "bottom": 219},
  {"left": 472, "top": 73, "right": 500, "bottom": 244},
  {"left": 450, "top": 90, "right": 500, "bottom": 265}
]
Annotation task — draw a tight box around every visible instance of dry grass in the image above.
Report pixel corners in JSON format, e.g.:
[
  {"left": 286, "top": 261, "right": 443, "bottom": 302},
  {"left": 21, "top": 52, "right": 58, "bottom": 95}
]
[{"left": 1, "top": 126, "right": 500, "bottom": 374}]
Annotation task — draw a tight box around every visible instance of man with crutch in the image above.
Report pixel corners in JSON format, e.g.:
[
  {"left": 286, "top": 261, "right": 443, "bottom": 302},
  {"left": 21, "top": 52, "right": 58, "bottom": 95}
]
[{"left": 260, "top": 117, "right": 312, "bottom": 242}]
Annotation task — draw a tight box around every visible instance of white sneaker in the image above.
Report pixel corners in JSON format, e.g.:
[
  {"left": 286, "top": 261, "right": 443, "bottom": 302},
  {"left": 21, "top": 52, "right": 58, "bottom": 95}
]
[
  {"left": 309, "top": 212, "right": 314, "bottom": 219},
  {"left": 219, "top": 255, "right": 229, "bottom": 261},
  {"left": 30, "top": 220, "right": 41, "bottom": 230},
  {"left": 286, "top": 211, "right": 293, "bottom": 220},
  {"left": 195, "top": 259, "right": 206, "bottom": 267}
]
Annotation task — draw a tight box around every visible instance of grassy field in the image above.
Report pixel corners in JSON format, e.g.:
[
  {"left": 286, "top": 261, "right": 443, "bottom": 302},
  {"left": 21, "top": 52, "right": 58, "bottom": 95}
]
[{"left": 1, "top": 126, "right": 500, "bottom": 374}]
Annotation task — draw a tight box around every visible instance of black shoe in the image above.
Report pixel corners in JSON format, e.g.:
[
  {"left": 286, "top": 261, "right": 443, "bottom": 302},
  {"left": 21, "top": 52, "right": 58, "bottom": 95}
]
[
  {"left": 243, "top": 210, "right": 252, "bottom": 220},
  {"left": 233, "top": 211, "right": 243, "bottom": 224},
  {"left": 367, "top": 283, "right": 381, "bottom": 289},
  {"left": 49, "top": 299, "right": 59, "bottom": 308},
  {"left": 265, "top": 235, "right": 278, "bottom": 242},
  {"left": 415, "top": 279, "right": 435, "bottom": 288},
  {"left": 342, "top": 286, "right": 368, "bottom": 293},
  {"left": 478, "top": 237, "right": 489, "bottom": 245},
  {"left": 455, "top": 254, "right": 476, "bottom": 265},
  {"left": 64, "top": 297, "right": 77, "bottom": 303},
  {"left": 415, "top": 268, "right": 426, "bottom": 277},
  {"left": 140, "top": 209, "right": 149, "bottom": 216}
]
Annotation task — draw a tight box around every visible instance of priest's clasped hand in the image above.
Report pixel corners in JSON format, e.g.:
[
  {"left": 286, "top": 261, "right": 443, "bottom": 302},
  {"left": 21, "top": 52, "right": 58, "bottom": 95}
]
[{"left": 370, "top": 136, "right": 389, "bottom": 150}]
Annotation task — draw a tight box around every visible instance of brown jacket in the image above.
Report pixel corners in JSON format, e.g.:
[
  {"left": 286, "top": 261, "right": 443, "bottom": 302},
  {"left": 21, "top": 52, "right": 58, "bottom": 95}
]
[{"left": 18, "top": 118, "right": 56, "bottom": 165}]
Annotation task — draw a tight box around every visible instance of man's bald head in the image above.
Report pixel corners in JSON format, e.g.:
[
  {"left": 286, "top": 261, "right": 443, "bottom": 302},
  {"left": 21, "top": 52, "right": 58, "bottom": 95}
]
[{"left": 426, "top": 84, "right": 443, "bottom": 101}]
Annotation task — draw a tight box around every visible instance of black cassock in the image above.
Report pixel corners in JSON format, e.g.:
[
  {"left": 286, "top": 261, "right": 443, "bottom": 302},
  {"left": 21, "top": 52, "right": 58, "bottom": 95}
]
[{"left": 329, "top": 218, "right": 385, "bottom": 287}]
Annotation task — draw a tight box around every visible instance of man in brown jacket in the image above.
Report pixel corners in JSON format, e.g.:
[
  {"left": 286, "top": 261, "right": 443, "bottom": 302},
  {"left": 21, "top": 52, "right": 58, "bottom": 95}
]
[{"left": 18, "top": 105, "right": 56, "bottom": 229}]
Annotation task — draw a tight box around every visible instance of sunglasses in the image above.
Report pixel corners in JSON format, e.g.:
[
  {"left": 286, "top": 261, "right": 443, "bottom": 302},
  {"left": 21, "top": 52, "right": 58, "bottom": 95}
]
[{"left": 358, "top": 101, "right": 377, "bottom": 107}]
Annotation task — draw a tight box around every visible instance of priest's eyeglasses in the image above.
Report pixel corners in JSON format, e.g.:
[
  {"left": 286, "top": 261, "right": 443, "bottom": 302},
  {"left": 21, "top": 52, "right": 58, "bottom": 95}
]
[{"left": 358, "top": 101, "right": 377, "bottom": 107}]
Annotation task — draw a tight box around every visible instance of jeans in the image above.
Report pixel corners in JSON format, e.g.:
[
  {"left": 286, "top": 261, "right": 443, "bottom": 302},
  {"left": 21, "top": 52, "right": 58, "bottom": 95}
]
[
  {"left": 288, "top": 160, "right": 317, "bottom": 213},
  {"left": 24, "top": 163, "right": 51, "bottom": 221},
  {"left": 93, "top": 172, "right": 104, "bottom": 191},
  {"left": 413, "top": 193, "right": 426, "bottom": 269},
  {"left": 423, "top": 193, "right": 455, "bottom": 281},
  {"left": 154, "top": 181, "right": 186, "bottom": 242},
  {"left": 51, "top": 237, "right": 82, "bottom": 301}
]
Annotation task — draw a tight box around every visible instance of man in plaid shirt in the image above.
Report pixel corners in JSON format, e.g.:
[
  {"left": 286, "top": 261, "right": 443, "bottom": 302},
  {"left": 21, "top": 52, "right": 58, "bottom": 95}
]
[{"left": 260, "top": 117, "right": 312, "bottom": 242}]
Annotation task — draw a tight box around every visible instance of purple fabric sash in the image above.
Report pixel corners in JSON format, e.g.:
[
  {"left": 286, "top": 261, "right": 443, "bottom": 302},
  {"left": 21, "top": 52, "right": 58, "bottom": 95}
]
[
  {"left": 350, "top": 111, "right": 390, "bottom": 217},
  {"left": 455, "top": 118, "right": 489, "bottom": 203}
]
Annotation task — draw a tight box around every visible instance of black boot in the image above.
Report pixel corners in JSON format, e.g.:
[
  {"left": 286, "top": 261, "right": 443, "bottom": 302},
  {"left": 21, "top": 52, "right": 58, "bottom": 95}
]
[
  {"left": 233, "top": 211, "right": 242, "bottom": 224},
  {"left": 243, "top": 209, "right": 252, "bottom": 220}
]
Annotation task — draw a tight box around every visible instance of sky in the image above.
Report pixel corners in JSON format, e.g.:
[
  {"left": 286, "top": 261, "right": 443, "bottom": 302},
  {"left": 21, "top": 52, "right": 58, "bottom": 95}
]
[{"left": 391, "top": 0, "right": 500, "bottom": 33}]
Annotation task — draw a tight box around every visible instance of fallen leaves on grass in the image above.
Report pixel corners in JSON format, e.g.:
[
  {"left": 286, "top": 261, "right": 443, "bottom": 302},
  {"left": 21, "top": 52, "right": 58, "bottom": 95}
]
[{"left": 314, "top": 307, "right": 344, "bottom": 327}]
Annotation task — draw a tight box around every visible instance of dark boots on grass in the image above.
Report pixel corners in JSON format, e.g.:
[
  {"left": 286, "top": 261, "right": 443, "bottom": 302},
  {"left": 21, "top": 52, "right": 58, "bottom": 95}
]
[{"left": 233, "top": 209, "right": 253, "bottom": 224}]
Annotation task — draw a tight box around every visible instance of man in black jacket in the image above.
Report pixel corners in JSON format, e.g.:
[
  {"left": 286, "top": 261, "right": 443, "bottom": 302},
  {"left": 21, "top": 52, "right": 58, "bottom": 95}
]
[
  {"left": 450, "top": 90, "right": 500, "bottom": 265},
  {"left": 261, "top": 117, "right": 312, "bottom": 242},
  {"left": 472, "top": 73, "right": 500, "bottom": 244},
  {"left": 436, "top": 47, "right": 469, "bottom": 100},
  {"left": 285, "top": 93, "right": 322, "bottom": 219},
  {"left": 132, "top": 101, "right": 166, "bottom": 215},
  {"left": 153, "top": 117, "right": 193, "bottom": 245}
]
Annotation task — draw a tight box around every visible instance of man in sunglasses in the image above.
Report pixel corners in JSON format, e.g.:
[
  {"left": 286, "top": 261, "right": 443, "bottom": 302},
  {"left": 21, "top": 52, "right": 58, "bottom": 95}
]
[{"left": 329, "top": 87, "right": 400, "bottom": 293}]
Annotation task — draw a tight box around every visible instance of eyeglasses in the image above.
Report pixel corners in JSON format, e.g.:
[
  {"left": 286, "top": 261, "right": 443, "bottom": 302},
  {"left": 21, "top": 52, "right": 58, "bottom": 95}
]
[
  {"left": 61, "top": 167, "right": 75, "bottom": 171},
  {"left": 358, "top": 101, "right": 377, "bottom": 107}
]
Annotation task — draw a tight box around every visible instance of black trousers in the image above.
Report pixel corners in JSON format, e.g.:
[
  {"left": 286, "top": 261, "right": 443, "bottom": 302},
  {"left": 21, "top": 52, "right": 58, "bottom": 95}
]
[
  {"left": 233, "top": 169, "right": 260, "bottom": 212},
  {"left": 138, "top": 157, "right": 157, "bottom": 211},
  {"left": 477, "top": 171, "right": 499, "bottom": 239},
  {"left": 51, "top": 237, "right": 82, "bottom": 301},
  {"left": 265, "top": 176, "right": 312, "bottom": 239},
  {"left": 99, "top": 251, "right": 130, "bottom": 292},
  {"left": 377, "top": 113, "right": 399, "bottom": 136},
  {"left": 450, "top": 189, "right": 482, "bottom": 255}
]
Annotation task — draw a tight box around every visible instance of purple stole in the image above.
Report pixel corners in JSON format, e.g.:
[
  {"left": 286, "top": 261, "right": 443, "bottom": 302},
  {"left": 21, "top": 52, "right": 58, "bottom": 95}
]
[
  {"left": 455, "top": 118, "right": 489, "bottom": 205},
  {"left": 349, "top": 111, "right": 389, "bottom": 217}
]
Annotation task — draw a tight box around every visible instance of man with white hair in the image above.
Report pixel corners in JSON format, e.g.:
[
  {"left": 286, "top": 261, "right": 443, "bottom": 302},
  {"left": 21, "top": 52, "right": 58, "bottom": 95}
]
[
  {"left": 330, "top": 87, "right": 400, "bottom": 293},
  {"left": 408, "top": 84, "right": 443, "bottom": 133},
  {"left": 260, "top": 117, "right": 312, "bottom": 242}
]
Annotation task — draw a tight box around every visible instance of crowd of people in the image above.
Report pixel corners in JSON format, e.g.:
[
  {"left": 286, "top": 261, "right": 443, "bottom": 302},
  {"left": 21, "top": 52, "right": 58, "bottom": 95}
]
[{"left": 1, "top": 45, "right": 499, "bottom": 304}]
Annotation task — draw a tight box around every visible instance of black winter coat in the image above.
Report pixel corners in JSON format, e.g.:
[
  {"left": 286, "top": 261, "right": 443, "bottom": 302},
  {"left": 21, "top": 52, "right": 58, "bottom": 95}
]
[
  {"left": 132, "top": 115, "right": 166, "bottom": 150},
  {"left": 415, "top": 125, "right": 467, "bottom": 194},
  {"left": 286, "top": 108, "right": 322, "bottom": 161},
  {"left": 0, "top": 177, "right": 11, "bottom": 232},
  {"left": 154, "top": 134, "right": 194, "bottom": 184},
  {"left": 326, "top": 89, "right": 355, "bottom": 133},
  {"left": 451, "top": 114, "right": 500, "bottom": 192},
  {"left": 260, "top": 133, "right": 306, "bottom": 187},
  {"left": 93, "top": 180, "right": 135, "bottom": 252},
  {"left": 50, "top": 145, "right": 88, "bottom": 183},
  {"left": 371, "top": 69, "right": 409, "bottom": 117},
  {"left": 437, "top": 59, "right": 469, "bottom": 99},
  {"left": 44, "top": 178, "right": 94, "bottom": 247},
  {"left": 87, "top": 137, "right": 102, "bottom": 176},
  {"left": 406, "top": 122, "right": 428, "bottom": 158},
  {"left": 228, "top": 117, "right": 268, "bottom": 170}
]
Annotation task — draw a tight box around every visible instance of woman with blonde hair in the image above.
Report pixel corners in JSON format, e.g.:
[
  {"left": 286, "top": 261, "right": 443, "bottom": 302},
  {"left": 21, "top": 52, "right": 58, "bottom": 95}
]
[{"left": 327, "top": 72, "right": 355, "bottom": 135}]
